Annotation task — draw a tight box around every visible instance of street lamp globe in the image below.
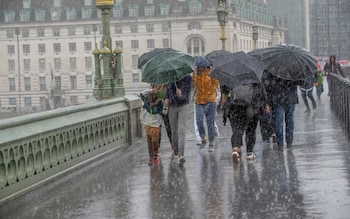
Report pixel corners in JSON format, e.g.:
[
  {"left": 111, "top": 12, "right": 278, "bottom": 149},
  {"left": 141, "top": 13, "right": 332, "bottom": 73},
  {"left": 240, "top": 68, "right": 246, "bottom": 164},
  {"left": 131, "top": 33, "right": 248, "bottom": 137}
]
[{"left": 217, "top": 1, "right": 228, "bottom": 26}]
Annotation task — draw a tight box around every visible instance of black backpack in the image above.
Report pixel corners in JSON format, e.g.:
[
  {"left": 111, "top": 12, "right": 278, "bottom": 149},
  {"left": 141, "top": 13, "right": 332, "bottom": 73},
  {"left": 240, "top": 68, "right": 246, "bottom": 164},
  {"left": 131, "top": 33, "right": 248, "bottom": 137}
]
[{"left": 229, "top": 84, "right": 254, "bottom": 105}]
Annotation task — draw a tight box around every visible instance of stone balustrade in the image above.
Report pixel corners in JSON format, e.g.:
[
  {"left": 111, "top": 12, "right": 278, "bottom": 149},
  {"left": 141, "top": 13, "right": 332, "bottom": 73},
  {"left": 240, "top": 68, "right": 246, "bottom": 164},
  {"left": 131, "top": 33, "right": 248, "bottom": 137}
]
[{"left": 0, "top": 95, "right": 142, "bottom": 203}]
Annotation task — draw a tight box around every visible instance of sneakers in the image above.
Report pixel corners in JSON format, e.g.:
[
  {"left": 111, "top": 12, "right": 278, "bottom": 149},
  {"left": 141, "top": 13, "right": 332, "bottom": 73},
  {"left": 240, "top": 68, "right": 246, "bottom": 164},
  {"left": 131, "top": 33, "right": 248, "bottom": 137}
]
[
  {"left": 153, "top": 155, "right": 160, "bottom": 166},
  {"left": 196, "top": 140, "right": 202, "bottom": 145},
  {"left": 179, "top": 156, "right": 186, "bottom": 166},
  {"left": 271, "top": 134, "right": 277, "bottom": 144},
  {"left": 246, "top": 153, "right": 256, "bottom": 161},
  {"left": 199, "top": 140, "right": 207, "bottom": 149},
  {"left": 172, "top": 154, "right": 179, "bottom": 164},
  {"left": 208, "top": 144, "right": 215, "bottom": 152},
  {"left": 232, "top": 151, "right": 241, "bottom": 163}
]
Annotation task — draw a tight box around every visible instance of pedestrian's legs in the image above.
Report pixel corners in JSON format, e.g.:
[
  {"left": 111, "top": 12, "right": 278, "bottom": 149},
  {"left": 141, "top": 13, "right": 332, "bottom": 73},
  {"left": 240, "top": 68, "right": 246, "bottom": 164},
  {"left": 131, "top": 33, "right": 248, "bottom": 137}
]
[
  {"left": 306, "top": 88, "right": 317, "bottom": 109},
  {"left": 259, "top": 112, "right": 273, "bottom": 142},
  {"left": 193, "top": 104, "right": 201, "bottom": 142},
  {"left": 300, "top": 89, "right": 310, "bottom": 112},
  {"left": 245, "top": 111, "right": 260, "bottom": 153},
  {"left": 195, "top": 104, "right": 206, "bottom": 141},
  {"left": 229, "top": 105, "right": 247, "bottom": 148},
  {"left": 214, "top": 121, "right": 219, "bottom": 135},
  {"left": 145, "top": 126, "right": 153, "bottom": 158},
  {"left": 168, "top": 106, "right": 179, "bottom": 155},
  {"left": 327, "top": 76, "right": 331, "bottom": 96},
  {"left": 204, "top": 102, "right": 217, "bottom": 144},
  {"left": 149, "top": 126, "right": 160, "bottom": 157},
  {"left": 284, "top": 103, "right": 295, "bottom": 146},
  {"left": 177, "top": 104, "right": 188, "bottom": 156},
  {"left": 273, "top": 104, "right": 284, "bottom": 146}
]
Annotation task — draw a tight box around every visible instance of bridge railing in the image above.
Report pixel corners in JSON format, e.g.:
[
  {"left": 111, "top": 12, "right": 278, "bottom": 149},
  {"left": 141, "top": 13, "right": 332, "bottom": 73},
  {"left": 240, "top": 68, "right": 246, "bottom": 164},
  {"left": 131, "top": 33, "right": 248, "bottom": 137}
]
[
  {"left": 0, "top": 95, "right": 142, "bottom": 204},
  {"left": 329, "top": 73, "right": 350, "bottom": 139}
]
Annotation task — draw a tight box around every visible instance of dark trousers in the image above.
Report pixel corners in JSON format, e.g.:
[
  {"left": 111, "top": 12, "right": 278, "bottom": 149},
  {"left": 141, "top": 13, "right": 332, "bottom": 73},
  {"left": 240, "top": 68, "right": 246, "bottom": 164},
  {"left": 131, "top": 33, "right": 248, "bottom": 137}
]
[
  {"left": 259, "top": 111, "right": 274, "bottom": 142},
  {"left": 158, "top": 114, "right": 172, "bottom": 147},
  {"left": 228, "top": 104, "right": 260, "bottom": 153},
  {"left": 300, "top": 87, "right": 316, "bottom": 111}
]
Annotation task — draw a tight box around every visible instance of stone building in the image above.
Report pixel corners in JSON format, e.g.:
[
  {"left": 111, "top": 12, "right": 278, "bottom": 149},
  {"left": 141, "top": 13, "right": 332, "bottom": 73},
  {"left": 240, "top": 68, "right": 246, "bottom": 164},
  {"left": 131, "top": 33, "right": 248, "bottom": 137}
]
[{"left": 0, "top": 0, "right": 285, "bottom": 112}]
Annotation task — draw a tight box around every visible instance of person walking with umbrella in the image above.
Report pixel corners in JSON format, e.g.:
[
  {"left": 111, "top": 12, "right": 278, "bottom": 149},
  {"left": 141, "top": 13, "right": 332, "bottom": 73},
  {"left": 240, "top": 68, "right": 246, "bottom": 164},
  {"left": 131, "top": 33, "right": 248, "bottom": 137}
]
[
  {"left": 192, "top": 56, "right": 219, "bottom": 152},
  {"left": 164, "top": 75, "right": 192, "bottom": 166},
  {"left": 323, "top": 55, "right": 345, "bottom": 96},
  {"left": 223, "top": 83, "right": 268, "bottom": 163},
  {"left": 262, "top": 71, "right": 303, "bottom": 148}
]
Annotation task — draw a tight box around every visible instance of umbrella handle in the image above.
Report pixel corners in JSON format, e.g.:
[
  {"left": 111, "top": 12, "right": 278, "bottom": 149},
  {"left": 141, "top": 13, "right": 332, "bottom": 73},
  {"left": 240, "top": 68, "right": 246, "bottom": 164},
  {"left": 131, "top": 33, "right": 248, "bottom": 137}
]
[{"left": 174, "top": 81, "right": 178, "bottom": 89}]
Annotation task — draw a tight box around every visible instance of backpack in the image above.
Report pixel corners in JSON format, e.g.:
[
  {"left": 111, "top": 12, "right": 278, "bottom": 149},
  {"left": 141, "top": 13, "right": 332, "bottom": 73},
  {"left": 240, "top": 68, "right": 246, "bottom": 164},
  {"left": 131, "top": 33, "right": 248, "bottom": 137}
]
[{"left": 229, "top": 84, "right": 254, "bottom": 105}]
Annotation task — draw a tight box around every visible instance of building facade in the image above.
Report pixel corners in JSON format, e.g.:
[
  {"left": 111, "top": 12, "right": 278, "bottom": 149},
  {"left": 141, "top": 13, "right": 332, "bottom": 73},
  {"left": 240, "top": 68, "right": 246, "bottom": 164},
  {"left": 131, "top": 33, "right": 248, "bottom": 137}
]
[
  {"left": 0, "top": 0, "right": 285, "bottom": 112},
  {"left": 309, "top": 0, "right": 350, "bottom": 61}
]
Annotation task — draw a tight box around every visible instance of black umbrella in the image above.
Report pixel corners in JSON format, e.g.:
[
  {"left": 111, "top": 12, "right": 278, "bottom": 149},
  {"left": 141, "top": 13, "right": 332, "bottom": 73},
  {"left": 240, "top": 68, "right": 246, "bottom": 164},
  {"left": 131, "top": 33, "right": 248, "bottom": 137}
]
[
  {"left": 205, "top": 50, "right": 232, "bottom": 65},
  {"left": 138, "top": 48, "right": 176, "bottom": 69},
  {"left": 248, "top": 44, "right": 317, "bottom": 81},
  {"left": 209, "top": 51, "right": 265, "bottom": 88}
]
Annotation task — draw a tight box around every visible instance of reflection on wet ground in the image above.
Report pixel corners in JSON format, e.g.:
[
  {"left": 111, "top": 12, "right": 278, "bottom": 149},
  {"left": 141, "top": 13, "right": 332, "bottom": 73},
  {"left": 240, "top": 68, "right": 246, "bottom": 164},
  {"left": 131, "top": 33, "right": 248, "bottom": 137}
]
[{"left": 1, "top": 88, "right": 350, "bottom": 218}]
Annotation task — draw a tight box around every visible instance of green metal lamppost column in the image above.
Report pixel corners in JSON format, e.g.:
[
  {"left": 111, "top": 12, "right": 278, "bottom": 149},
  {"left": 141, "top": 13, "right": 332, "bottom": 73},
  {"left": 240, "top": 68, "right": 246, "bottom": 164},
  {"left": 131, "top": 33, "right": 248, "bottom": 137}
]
[
  {"left": 92, "top": 42, "right": 102, "bottom": 99},
  {"left": 252, "top": 23, "right": 258, "bottom": 50},
  {"left": 113, "top": 41, "right": 125, "bottom": 97},
  {"left": 94, "top": 0, "right": 125, "bottom": 99},
  {"left": 217, "top": 0, "right": 228, "bottom": 50}
]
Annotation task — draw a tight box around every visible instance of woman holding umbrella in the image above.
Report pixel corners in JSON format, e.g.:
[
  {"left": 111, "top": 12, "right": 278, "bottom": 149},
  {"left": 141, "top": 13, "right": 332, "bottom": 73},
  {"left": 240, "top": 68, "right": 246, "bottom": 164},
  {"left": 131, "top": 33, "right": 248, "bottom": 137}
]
[{"left": 164, "top": 75, "right": 192, "bottom": 166}]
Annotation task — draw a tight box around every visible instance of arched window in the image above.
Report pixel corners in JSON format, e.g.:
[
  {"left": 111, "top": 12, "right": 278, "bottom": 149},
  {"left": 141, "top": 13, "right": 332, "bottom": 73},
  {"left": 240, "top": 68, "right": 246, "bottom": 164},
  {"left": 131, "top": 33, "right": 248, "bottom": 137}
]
[{"left": 187, "top": 37, "right": 205, "bottom": 56}]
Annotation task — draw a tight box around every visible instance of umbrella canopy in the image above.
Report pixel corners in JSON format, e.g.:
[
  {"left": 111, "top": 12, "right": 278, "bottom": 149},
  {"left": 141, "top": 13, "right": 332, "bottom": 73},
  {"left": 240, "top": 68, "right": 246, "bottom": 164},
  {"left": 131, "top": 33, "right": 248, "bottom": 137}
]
[
  {"left": 138, "top": 48, "right": 176, "bottom": 69},
  {"left": 205, "top": 50, "right": 232, "bottom": 65},
  {"left": 248, "top": 44, "right": 317, "bottom": 81},
  {"left": 209, "top": 51, "right": 265, "bottom": 88},
  {"left": 141, "top": 51, "right": 195, "bottom": 85}
]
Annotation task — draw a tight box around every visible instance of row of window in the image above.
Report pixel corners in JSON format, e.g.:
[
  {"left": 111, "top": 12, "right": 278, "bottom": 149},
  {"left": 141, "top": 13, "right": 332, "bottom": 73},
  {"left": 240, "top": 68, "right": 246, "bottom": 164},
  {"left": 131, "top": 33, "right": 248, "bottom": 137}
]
[
  {"left": 6, "top": 36, "right": 203, "bottom": 72},
  {"left": 21, "top": 0, "right": 93, "bottom": 9},
  {"left": 2, "top": 95, "right": 80, "bottom": 107},
  {"left": 7, "top": 57, "right": 92, "bottom": 72},
  {"left": 6, "top": 22, "right": 173, "bottom": 39},
  {"left": 3, "top": 2, "right": 203, "bottom": 23},
  {"left": 7, "top": 42, "right": 93, "bottom": 54},
  {"left": 7, "top": 37, "right": 170, "bottom": 56},
  {"left": 7, "top": 75, "right": 93, "bottom": 92}
]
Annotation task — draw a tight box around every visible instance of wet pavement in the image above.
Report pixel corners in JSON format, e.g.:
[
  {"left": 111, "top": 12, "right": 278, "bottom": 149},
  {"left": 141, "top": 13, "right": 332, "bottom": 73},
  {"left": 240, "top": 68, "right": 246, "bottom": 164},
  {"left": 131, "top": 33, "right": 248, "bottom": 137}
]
[{"left": 1, "top": 84, "right": 350, "bottom": 219}]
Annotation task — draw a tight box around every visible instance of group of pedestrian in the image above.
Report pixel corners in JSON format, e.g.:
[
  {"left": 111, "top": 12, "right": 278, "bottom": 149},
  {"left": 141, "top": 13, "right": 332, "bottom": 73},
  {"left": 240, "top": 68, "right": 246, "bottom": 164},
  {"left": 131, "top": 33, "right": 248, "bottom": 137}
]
[{"left": 140, "top": 54, "right": 346, "bottom": 166}]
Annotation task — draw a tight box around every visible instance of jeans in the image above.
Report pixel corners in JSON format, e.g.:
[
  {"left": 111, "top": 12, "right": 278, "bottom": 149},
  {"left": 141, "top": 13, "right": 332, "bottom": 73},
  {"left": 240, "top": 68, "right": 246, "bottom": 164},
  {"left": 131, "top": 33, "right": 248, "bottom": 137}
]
[
  {"left": 273, "top": 103, "right": 295, "bottom": 146},
  {"left": 194, "top": 103, "right": 218, "bottom": 142},
  {"left": 195, "top": 102, "right": 217, "bottom": 143}
]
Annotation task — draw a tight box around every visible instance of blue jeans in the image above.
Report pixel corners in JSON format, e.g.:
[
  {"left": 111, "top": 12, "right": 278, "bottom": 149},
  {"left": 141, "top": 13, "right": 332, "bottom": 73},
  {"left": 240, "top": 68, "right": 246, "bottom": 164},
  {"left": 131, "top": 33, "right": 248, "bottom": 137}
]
[
  {"left": 195, "top": 102, "right": 216, "bottom": 143},
  {"left": 273, "top": 103, "right": 295, "bottom": 146}
]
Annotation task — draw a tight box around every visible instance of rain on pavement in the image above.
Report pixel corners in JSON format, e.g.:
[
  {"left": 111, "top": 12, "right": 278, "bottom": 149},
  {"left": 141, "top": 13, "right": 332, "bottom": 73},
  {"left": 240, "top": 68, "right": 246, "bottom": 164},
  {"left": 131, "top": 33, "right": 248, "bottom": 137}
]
[{"left": 1, "top": 82, "right": 350, "bottom": 219}]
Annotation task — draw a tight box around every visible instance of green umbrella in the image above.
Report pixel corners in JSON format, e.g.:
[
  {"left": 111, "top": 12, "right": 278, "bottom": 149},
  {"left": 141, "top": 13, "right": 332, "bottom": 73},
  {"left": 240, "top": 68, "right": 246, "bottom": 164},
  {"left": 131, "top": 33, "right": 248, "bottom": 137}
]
[{"left": 141, "top": 51, "right": 195, "bottom": 85}]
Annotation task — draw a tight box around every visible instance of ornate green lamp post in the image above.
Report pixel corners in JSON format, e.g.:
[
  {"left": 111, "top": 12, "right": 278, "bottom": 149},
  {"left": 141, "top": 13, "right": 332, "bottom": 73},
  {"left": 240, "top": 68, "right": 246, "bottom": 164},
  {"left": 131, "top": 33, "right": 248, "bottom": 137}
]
[
  {"left": 217, "top": 0, "right": 228, "bottom": 50},
  {"left": 93, "top": 0, "right": 125, "bottom": 99},
  {"left": 252, "top": 23, "right": 258, "bottom": 50}
]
